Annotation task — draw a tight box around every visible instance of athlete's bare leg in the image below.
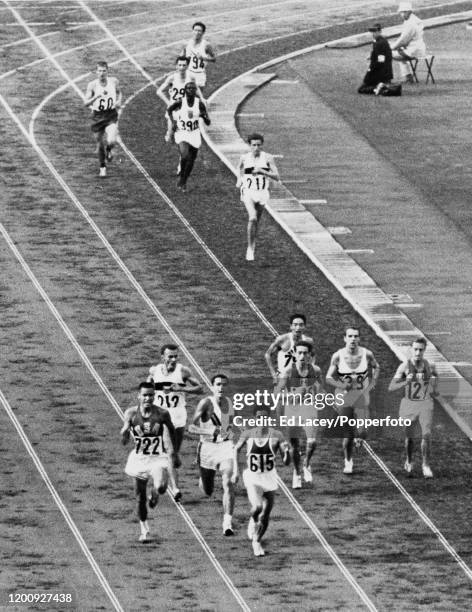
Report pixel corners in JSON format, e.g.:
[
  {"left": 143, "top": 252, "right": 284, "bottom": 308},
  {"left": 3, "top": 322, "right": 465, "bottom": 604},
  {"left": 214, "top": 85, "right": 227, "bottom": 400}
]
[
  {"left": 199, "top": 466, "right": 216, "bottom": 496},
  {"left": 290, "top": 437, "right": 302, "bottom": 475},
  {"left": 104, "top": 123, "right": 118, "bottom": 161},
  {"left": 135, "top": 478, "right": 148, "bottom": 522},
  {"left": 254, "top": 491, "right": 274, "bottom": 542},
  {"left": 304, "top": 439, "right": 317, "bottom": 467},
  {"left": 247, "top": 203, "right": 264, "bottom": 254},
  {"left": 168, "top": 427, "right": 184, "bottom": 500},
  {"left": 96, "top": 131, "right": 106, "bottom": 168},
  {"left": 343, "top": 436, "right": 354, "bottom": 462},
  {"left": 421, "top": 434, "right": 431, "bottom": 466},
  {"left": 221, "top": 461, "right": 235, "bottom": 517},
  {"left": 178, "top": 142, "right": 198, "bottom": 189}
]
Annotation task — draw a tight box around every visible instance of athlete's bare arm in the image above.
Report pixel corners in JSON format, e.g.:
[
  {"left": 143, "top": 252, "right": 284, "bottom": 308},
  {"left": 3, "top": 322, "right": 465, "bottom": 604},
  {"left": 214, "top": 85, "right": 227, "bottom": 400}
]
[
  {"left": 232, "top": 430, "right": 249, "bottom": 483},
  {"left": 312, "top": 365, "right": 325, "bottom": 394},
  {"left": 114, "top": 78, "right": 122, "bottom": 109},
  {"left": 273, "top": 430, "right": 291, "bottom": 465},
  {"left": 162, "top": 409, "right": 181, "bottom": 467},
  {"left": 265, "top": 335, "right": 285, "bottom": 382},
  {"left": 326, "top": 353, "right": 350, "bottom": 390},
  {"left": 367, "top": 350, "right": 380, "bottom": 392},
  {"left": 236, "top": 155, "right": 246, "bottom": 188},
  {"left": 156, "top": 74, "right": 173, "bottom": 106},
  {"left": 388, "top": 362, "right": 411, "bottom": 391},
  {"left": 198, "top": 100, "right": 211, "bottom": 126},
  {"left": 167, "top": 99, "right": 181, "bottom": 130},
  {"left": 84, "top": 81, "right": 99, "bottom": 108},
  {"left": 256, "top": 154, "right": 279, "bottom": 182},
  {"left": 120, "top": 407, "right": 136, "bottom": 445},
  {"left": 203, "top": 42, "right": 216, "bottom": 62},
  {"left": 174, "top": 366, "right": 202, "bottom": 394},
  {"left": 192, "top": 397, "right": 209, "bottom": 425},
  {"left": 428, "top": 363, "right": 439, "bottom": 396}
]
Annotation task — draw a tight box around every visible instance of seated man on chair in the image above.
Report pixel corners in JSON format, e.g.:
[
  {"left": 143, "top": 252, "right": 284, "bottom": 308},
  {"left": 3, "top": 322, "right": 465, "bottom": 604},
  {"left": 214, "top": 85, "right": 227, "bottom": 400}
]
[
  {"left": 391, "top": 2, "right": 426, "bottom": 83},
  {"left": 358, "top": 23, "right": 393, "bottom": 94}
]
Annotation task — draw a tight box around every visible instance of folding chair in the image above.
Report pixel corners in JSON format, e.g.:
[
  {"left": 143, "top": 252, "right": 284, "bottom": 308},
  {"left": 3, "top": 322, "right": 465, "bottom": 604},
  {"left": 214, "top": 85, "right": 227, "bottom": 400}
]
[{"left": 408, "top": 54, "right": 435, "bottom": 84}]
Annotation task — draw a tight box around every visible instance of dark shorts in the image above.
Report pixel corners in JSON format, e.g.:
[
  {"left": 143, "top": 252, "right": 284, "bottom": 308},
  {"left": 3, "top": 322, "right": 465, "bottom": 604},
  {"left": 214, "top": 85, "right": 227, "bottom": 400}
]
[{"left": 91, "top": 109, "right": 118, "bottom": 133}]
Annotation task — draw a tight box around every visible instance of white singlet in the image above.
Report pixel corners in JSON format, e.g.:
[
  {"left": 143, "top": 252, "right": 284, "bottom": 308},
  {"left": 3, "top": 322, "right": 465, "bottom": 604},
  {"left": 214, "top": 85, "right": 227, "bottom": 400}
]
[
  {"left": 276, "top": 333, "right": 312, "bottom": 376},
  {"left": 243, "top": 435, "right": 278, "bottom": 493},
  {"left": 335, "top": 347, "right": 370, "bottom": 408},
  {"left": 174, "top": 97, "right": 202, "bottom": 148},
  {"left": 168, "top": 70, "right": 196, "bottom": 103},
  {"left": 198, "top": 396, "right": 234, "bottom": 470},
  {"left": 185, "top": 39, "right": 209, "bottom": 86},
  {"left": 149, "top": 363, "right": 187, "bottom": 428},
  {"left": 90, "top": 78, "right": 118, "bottom": 112},
  {"left": 240, "top": 151, "right": 272, "bottom": 204}
]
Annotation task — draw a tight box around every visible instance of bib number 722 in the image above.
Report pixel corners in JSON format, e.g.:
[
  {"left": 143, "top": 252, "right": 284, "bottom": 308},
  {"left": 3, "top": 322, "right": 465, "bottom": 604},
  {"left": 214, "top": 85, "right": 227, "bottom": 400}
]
[{"left": 135, "top": 436, "right": 160, "bottom": 455}]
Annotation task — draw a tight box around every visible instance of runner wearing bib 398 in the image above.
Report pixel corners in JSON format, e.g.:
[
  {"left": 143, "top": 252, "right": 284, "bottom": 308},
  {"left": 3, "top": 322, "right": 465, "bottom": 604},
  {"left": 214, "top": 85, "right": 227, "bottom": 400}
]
[{"left": 167, "top": 82, "right": 210, "bottom": 192}]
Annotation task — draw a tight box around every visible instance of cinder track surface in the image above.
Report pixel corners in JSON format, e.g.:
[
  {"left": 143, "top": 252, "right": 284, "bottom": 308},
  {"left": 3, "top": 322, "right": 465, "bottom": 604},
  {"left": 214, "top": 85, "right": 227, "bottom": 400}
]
[{"left": 1, "top": 1, "right": 472, "bottom": 610}]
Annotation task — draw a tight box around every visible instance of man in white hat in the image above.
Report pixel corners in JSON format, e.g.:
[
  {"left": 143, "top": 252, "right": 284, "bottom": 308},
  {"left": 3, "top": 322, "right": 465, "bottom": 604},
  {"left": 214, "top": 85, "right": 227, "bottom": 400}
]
[{"left": 391, "top": 2, "right": 426, "bottom": 83}]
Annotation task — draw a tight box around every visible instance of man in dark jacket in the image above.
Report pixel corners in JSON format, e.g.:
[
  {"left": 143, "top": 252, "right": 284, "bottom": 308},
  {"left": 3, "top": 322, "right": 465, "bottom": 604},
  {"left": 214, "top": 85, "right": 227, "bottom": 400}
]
[{"left": 358, "top": 23, "right": 393, "bottom": 94}]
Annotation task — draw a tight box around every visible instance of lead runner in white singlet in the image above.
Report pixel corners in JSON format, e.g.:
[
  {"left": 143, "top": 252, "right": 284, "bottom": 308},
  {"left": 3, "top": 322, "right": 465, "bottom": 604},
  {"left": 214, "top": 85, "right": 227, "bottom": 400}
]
[{"left": 237, "top": 133, "right": 280, "bottom": 261}]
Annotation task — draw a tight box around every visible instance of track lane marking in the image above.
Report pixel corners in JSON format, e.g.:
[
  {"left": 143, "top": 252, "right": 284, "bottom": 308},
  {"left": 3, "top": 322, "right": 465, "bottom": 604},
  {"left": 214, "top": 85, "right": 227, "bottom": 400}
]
[
  {"left": 20, "top": 4, "right": 378, "bottom": 606},
  {"left": 0, "top": 221, "right": 251, "bottom": 612},
  {"left": 85, "top": 1, "right": 472, "bottom": 589},
  {"left": 0, "top": 377, "right": 123, "bottom": 611},
  {"left": 7, "top": 0, "right": 472, "bottom": 604}
]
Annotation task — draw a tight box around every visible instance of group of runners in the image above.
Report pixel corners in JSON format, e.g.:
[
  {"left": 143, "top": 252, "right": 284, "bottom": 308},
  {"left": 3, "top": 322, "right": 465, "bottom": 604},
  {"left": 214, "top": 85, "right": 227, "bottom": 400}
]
[
  {"left": 121, "top": 314, "right": 438, "bottom": 556},
  {"left": 84, "top": 21, "right": 279, "bottom": 261},
  {"left": 82, "top": 18, "right": 440, "bottom": 556}
]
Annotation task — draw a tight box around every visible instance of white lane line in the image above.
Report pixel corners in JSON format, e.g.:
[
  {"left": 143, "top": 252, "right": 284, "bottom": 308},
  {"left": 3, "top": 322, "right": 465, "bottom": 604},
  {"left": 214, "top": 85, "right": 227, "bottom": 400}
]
[
  {"left": 364, "top": 442, "right": 472, "bottom": 582},
  {"left": 12, "top": 1, "right": 470, "bottom": 604},
  {"left": 0, "top": 385, "right": 124, "bottom": 612},
  {"left": 0, "top": 0, "right": 411, "bottom": 81},
  {"left": 9, "top": 1, "right": 376, "bottom": 602},
  {"left": 3, "top": 21, "right": 95, "bottom": 25},
  {"left": 3, "top": 0, "right": 86, "bottom": 100},
  {"left": 277, "top": 478, "right": 378, "bottom": 612},
  {"left": 31, "top": 6, "right": 376, "bottom": 606},
  {"left": 0, "top": 221, "right": 251, "bottom": 612},
  {"left": 200, "top": 14, "right": 472, "bottom": 584}
]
